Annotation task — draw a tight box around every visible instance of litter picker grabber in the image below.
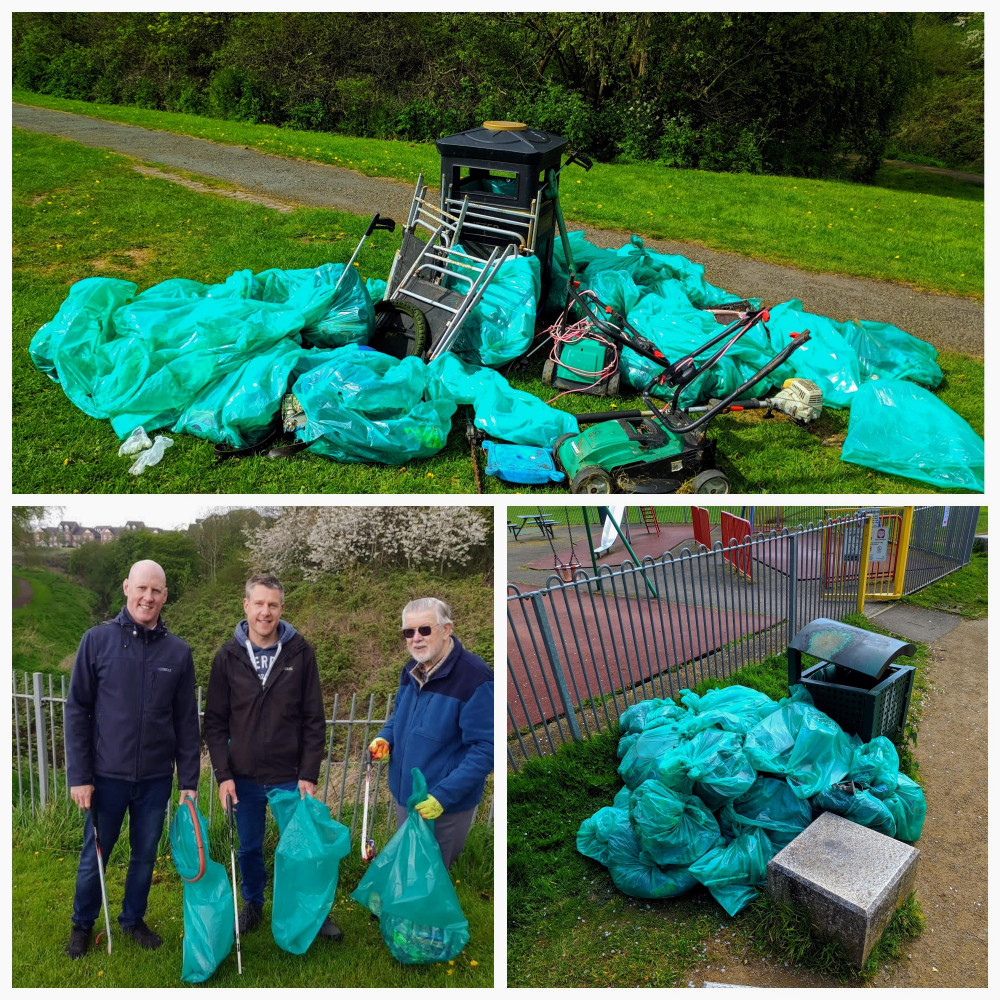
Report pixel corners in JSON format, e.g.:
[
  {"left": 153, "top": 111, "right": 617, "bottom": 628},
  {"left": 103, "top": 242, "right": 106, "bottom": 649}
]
[
  {"left": 89, "top": 807, "right": 113, "bottom": 955},
  {"left": 226, "top": 795, "right": 243, "bottom": 975},
  {"left": 332, "top": 213, "right": 396, "bottom": 298},
  {"left": 360, "top": 757, "right": 377, "bottom": 862}
]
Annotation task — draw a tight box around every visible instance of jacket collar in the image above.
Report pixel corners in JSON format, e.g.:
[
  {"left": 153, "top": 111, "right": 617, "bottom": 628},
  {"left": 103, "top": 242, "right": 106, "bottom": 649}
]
[
  {"left": 407, "top": 637, "right": 464, "bottom": 686},
  {"left": 116, "top": 605, "right": 167, "bottom": 640}
]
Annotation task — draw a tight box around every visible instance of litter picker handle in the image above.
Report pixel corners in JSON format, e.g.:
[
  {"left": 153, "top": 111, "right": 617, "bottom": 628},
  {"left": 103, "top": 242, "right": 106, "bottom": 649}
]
[
  {"left": 366, "top": 213, "right": 396, "bottom": 237},
  {"left": 89, "top": 807, "right": 113, "bottom": 955},
  {"left": 564, "top": 151, "right": 593, "bottom": 172},
  {"left": 226, "top": 794, "right": 243, "bottom": 975}
]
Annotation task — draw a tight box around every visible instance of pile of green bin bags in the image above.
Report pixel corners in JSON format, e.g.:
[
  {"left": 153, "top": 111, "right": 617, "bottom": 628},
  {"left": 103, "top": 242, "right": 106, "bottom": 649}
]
[
  {"left": 29, "top": 237, "right": 981, "bottom": 489},
  {"left": 576, "top": 685, "right": 926, "bottom": 917}
]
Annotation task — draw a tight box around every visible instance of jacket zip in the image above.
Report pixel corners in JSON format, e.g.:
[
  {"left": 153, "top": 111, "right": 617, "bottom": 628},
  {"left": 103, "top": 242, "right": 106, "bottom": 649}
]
[{"left": 135, "top": 625, "right": 147, "bottom": 781}]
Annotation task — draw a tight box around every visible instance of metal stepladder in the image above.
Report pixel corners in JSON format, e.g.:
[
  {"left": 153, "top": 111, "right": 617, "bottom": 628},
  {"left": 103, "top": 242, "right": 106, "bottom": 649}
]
[{"left": 379, "top": 178, "right": 516, "bottom": 360}]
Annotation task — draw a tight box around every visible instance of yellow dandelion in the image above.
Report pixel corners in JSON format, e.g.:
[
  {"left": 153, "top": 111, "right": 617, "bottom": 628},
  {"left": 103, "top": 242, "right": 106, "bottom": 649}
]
[{"left": 470, "top": 960, "right": 479, "bottom": 967}]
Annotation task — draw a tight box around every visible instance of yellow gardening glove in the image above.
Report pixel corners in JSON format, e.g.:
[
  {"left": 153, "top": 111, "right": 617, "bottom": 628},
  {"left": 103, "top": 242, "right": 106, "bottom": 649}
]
[
  {"left": 369, "top": 737, "right": 390, "bottom": 761},
  {"left": 415, "top": 795, "right": 444, "bottom": 820}
]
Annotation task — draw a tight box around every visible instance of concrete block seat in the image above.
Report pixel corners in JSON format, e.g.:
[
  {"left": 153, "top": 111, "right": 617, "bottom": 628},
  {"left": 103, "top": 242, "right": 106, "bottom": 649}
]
[{"left": 766, "top": 811, "right": 919, "bottom": 966}]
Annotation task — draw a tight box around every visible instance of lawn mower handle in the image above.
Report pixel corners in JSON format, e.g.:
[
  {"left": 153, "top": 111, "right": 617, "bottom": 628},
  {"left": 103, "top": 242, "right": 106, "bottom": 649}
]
[{"left": 644, "top": 329, "right": 812, "bottom": 435}]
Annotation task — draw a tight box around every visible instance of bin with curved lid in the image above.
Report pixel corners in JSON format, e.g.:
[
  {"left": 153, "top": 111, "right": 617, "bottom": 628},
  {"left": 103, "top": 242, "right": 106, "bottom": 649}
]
[{"left": 787, "top": 618, "right": 916, "bottom": 743}]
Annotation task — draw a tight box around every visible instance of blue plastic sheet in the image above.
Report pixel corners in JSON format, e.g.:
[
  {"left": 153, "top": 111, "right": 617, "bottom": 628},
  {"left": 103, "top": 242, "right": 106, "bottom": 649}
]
[{"left": 841, "top": 379, "right": 984, "bottom": 491}]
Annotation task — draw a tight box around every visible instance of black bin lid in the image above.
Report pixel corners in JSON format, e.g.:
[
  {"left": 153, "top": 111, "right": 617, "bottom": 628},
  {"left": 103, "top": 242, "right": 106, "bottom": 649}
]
[
  {"left": 788, "top": 617, "right": 915, "bottom": 681},
  {"left": 436, "top": 122, "right": 567, "bottom": 165}
]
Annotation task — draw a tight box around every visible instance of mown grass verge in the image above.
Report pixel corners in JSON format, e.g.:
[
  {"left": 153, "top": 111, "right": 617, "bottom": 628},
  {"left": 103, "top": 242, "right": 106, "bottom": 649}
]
[
  {"left": 12, "top": 566, "right": 99, "bottom": 675},
  {"left": 14, "top": 89, "right": 983, "bottom": 299},
  {"left": 11, "top": 773, "right": 494, "bottom": 988},
  {"left": 508, "top": 612, "right": 929, "bottom": 987},
  {"left": 12, "top": 127, "right": 983, "bottom": 495}
]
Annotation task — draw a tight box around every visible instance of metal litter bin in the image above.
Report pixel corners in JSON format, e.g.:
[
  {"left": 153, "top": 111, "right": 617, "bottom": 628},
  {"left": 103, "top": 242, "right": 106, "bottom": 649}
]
[{"left": 787, "top": 617, "right": 916, "bottom": 743}]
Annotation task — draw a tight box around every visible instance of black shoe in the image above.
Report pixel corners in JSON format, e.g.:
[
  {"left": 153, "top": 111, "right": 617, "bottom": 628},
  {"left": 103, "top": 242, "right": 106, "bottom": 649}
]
[
  {"left": 319, "top": 916, "right": 343, "bottom": 942},
  {"left": 65, "top": 926, "right": 90, "bottom": 959},
  {"left": 119, "top": 919, "right": 162, "bottom": 950},
  {"left": 238, "top": 901, "right": 264, "bottom": 934}
]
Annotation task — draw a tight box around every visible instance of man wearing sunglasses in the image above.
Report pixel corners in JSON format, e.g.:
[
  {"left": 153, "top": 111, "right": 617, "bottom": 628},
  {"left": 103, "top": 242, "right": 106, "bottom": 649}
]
[
  {"left": 203, "top": 573, "right": 341, "bottom": 943},
  {"left": 368, "top": 597, "right": 493, "bottom": 869}
]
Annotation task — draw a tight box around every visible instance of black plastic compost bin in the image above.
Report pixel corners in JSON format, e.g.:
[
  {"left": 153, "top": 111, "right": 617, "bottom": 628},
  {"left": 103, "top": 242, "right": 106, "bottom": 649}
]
[
  {"left": 787, "top": 617, "right": 916, "bottom": 743},
  {"left": 436, "top": 122, "right": 567, "bottom": 298}
]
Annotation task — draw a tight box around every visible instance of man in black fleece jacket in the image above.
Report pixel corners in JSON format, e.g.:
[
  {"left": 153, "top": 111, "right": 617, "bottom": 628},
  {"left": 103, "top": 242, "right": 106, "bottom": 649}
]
[
  {"left": 203, "top": 573, "right": 338, "bottom": 941},
  {"left": 65, "top": 559, "right": 200, "bottom": 960}
]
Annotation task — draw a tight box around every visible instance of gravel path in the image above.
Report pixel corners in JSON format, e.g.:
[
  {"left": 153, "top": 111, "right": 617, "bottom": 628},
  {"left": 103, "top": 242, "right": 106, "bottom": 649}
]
[{"left": 13, "top": 102, "right": 983, "bottom": 357}]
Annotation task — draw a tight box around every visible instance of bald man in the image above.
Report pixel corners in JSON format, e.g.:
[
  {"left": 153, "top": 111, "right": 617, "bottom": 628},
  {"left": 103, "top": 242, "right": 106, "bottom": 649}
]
[{"left": 64, "top": 560, "right": 200, "bottom": 959}]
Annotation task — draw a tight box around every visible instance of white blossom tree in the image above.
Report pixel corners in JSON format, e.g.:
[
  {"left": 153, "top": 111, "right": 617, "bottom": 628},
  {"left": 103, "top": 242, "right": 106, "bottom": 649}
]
[{"left": 245, "top": 506, "right": 492, "bottom": 578}]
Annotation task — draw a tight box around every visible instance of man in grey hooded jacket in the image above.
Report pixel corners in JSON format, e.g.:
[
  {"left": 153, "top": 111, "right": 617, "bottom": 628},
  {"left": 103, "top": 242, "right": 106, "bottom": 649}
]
[{"left": 203, "top": 573, "right": 337, "bottom": 940}]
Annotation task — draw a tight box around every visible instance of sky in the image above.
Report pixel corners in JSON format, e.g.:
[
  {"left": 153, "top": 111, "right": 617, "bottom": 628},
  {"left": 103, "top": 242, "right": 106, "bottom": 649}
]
[{"left": 30, "top": 499, "right": 267, "bottom": 532}]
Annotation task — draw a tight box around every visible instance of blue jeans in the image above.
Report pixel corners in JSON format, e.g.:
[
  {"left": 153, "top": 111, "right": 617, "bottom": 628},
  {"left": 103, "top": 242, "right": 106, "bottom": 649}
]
[
  {"left": 233, "top": 777, "right": 298, "bottom": 906},
  {"left": 71, "top": 774, "right": 172, "bottom": 930}
]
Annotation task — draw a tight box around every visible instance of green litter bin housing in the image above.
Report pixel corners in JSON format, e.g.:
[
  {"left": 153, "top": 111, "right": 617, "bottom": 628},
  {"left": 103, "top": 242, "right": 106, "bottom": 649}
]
[{"left": 787, "top": 618, "right": 916, "bottom": 743}]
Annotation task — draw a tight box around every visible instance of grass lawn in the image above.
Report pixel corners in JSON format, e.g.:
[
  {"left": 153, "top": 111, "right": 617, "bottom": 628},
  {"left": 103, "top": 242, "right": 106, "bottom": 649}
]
[
  {"left": 12, "top": 128, "right": 983, "bottom": 495},
  {"left": 899, "top": 548, "right": 987, "bottom": 619},
  {"left": 12, "top": 780, "right": 494, "bottom": 988},
  {"left": 14, "top": 89, "right": 984, "bottom": 299},
  {"left": 508, "top": 617, "right": 928, "bottom": 987},
  {"left": 13, "top": 565, "right": 99, "bottom": 675}
]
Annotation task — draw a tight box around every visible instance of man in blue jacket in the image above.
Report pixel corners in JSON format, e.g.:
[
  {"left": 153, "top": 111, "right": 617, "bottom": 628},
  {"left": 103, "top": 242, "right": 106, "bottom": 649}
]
[
  {"left": 369, "top": 598, "right": 493, "bottom": 868},
  {"left": 64, "top": 560, "right": 200, "bottom": 959}
]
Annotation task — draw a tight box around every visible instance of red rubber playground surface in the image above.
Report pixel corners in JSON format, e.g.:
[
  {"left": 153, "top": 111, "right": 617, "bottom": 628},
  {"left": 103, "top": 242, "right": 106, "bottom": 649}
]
[
  {"left": 526, "top": 522, "right": 698, "bottom": 571},
  {"left": 507, "top": 590, "right": 777, "bottom": 733}
]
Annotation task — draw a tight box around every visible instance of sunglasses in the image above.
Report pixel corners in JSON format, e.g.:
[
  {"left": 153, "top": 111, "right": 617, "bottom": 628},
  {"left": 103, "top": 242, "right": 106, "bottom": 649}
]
[{"left": 402, "top": 625, "right": 436, "bottom": 639}]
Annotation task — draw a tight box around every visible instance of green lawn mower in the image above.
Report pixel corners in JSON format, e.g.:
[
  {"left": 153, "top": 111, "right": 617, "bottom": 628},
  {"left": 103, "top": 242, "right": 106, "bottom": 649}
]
[{"left": 553, "top": 286, "right": 819, "bottom": 494}]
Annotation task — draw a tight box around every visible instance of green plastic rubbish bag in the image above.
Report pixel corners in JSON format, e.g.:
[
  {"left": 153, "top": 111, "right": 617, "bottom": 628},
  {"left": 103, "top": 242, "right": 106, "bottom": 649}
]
[
  {"left": 678, "top": 685, "right": 779, "bottom": 736},
  {"left": 765, "top": 300, "right": 862, "bottom": 409},
  {"left": 618, "top": 698, "right": 686, "bottom": 736},
  {"left": 170, "top": 340, "right": 305, "bottom": 447},
  {"left": 292, "top": 347, "right": 456, "bottom": 463},
  {"left": 268, "top": 789, "right": 351, "bottom": 955},
  {"left": 655, "top": 729, "right": 757, "bottom": 810},
  {"left": 688, "top": 828, "right": 776, "bottom": 916},
  {"left": 812, "top": 782, "right": 897, "bottom": 838},
  {"left": 849, "top": 737, "right": 900, "bottom": 798},
  {"left": 841, "top": 379, "right": 984, "bottom": 491},
  {"left": 883, "top": 773, "right": 927, "bottom": 842},
  {"left": 577, "top": 805, "right": 629, "bottom": 868},
  {"left": 251, "top": 263, "right": 374, "bottom": 348},
  {"left": 628, "top": 780, "right": 722, "bottom": 866},
  {"left": 743, "top": 702, "right": 855, "bottom": 799},
  {"left": 617, "top": 722, "right": 686, "bottom": 789},
  {"left": 426, "top": 352, "right": 577, "bottom": 447},
  {"left": 447, "top": 248, "right": 539, "bottom": 367},
  {"left": 839, "top": 318, "right": 942, "bottom": 388},
  {"left": 350, "top": 768, "right": 469, "bottom": 964},
  {"left": 169, "top": 799, "right": 234, "bottom": 983},
  {"left": 719, "top": 775, "right": 814, "bottom": 850},
  {"left": 577, "top": 805, "right": 698, "bottom": 899}
]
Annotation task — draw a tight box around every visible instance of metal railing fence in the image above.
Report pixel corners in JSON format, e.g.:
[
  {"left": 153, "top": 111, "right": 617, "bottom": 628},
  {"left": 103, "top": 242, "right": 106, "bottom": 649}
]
[
  {"left": 12, "top": 677, "right": 493, "bottom": 835},
  {"left": 903, "top": 505, "right": 979, "bottom": 595},
  {"left": 507, "top": 516, "right": 867, "bottom": 771}
]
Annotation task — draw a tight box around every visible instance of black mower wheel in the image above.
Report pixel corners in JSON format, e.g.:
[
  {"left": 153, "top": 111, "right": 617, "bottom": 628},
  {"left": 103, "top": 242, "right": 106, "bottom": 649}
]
[
  {"left": 606, "top": 371, "right": 622, "bottom": 397},
  {"left": 541, "top": 359, "right": 556, "bottom": 386},
  {"left": 693, "top": 469, "right": 730, "bottom": 494},
  {"left": 571, "top": 465, "right": 614, "bottom": 494},
  {"left": 370, "top": 299, "right": 429, "bottom": 359}
]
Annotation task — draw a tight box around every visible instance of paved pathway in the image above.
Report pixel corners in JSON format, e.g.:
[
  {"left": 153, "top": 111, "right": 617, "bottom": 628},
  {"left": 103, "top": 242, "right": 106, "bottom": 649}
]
[{"left": 13, "top": 102, "right": 983, "bottom": 357}]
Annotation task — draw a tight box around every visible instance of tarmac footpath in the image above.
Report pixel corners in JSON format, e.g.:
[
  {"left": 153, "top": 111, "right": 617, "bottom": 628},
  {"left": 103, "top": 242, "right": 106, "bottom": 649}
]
[{"left": 13, "top": 102, "right": 983, "bottom": 357}]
